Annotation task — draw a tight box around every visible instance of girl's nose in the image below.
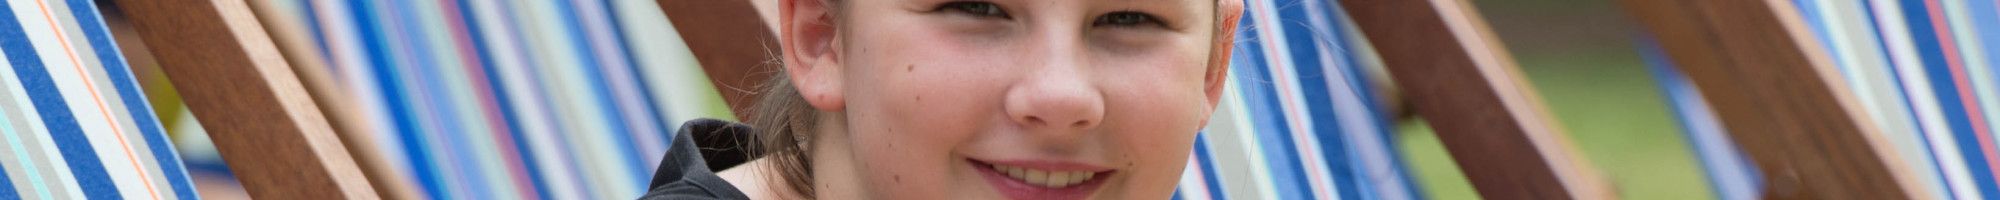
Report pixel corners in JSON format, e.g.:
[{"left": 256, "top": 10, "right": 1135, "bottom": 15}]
[{"left": 1003, "top": 67, "right": 1105, "bottom": 131}]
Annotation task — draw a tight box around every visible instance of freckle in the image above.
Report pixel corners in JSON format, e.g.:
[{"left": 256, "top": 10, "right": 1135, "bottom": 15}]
[
  {"left": 895, "top": 175, "right": 902, "bottom": 183},
  {"left": 907, "top": 64, "right": 915, "bottom": 72},
  {"left": 915, "top": 95, "right": 922, "bottom": 102}
]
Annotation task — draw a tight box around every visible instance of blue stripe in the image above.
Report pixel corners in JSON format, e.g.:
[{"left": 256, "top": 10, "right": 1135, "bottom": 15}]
[
  {"left": 551, "top": 1, "right": 647, "bottom": 187},
  {"left": 1972, "top": 0, "right": 2000, "bottom": 69},
  {"left": 298, "top": 0, "right": 336, "bottom": 70},
  {"left": 1971, "top": 3, "right": 2000, "bottom": 195},
  {"left": 388, "top": 1, "right": 492, "bottom": 198},
  {"left": 1315, "top": 3, "right": 1426, "bottom": 198},
  {"left": 1896, "top": 0, "right": 2000, "bottom": 196},
  {"left": 1272, "top": 0, "right": 1363, "bottom": 198},
  {"left": 0, "top": 161, "right": 18, "bottom": 200},
  {"left": 1804, "top": 0, "right": 1957, "bottom": 197},
  {"left": 346, "top": 0, "right": 446, "bottom": 198},
  {"left": 63, "top": 0, "right": 200, "bottom": 198},
  {"left": 593, "top": 0, "right": 676, "bottom": 148},
  {"left": 1796, "top": 0, "right": 1848, "bottom": 73},
  {"left": 450, "top": 0, "right": 554, "bottom": 198},
  {"left": 1231, "top": 13, "right": 1311, "bottom": 199},
  {"left": 1193, "top": 133, "right": 1227, "bottom": 200},
  {"left": 0, "top": 1, "right": 119, "bottom": 198},
  {"left": 0, "top": 99, "right": 53, "bottom": 200},
  {"left": 1857, "top": 0, "right": 1959, "bottom": 196},
  {"left": 1640, "top": 37, "right": 1753, "bottom": 200},
  {"left": 491, "top": 0, "right": 595, "bottom": 196}
]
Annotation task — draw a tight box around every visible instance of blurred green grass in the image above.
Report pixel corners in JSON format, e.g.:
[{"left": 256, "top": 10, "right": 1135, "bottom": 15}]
[
  {"left": 1393, "top": 2, "right": 1722, "bottom": 195},
  {"left": 1396, "top": 51, "right": 1716, "bottom": 200}
]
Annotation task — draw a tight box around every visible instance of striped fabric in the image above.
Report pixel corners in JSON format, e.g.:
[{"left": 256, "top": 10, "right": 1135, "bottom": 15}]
[
  {"left": 1662, "top": 0, "right": 2000, "bottom": 199},
  {"left": 251, "top": 0, "right": 726, "bottom": 199},
  {"left": 0, "top": 0, "right": 199, "bottom": 199},
  {"left": 1178, "top": 0, "right": 1423, "bottom": 199}
]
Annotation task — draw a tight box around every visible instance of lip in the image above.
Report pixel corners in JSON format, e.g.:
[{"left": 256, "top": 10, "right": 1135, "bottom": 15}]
[{"left": 969, "top": 159, "right": 1115, "bottom": 200}]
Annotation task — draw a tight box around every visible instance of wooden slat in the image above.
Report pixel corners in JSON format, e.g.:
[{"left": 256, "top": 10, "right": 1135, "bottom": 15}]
[
  {"left": 657, "top": 0, "right": 780, "bottom": 120},
  {"left": 241, "top": 1, "right": 421, "bottom": 199},
  {"left": 1622, "top": 0, "right": 1920, "bottom": 199},
  {"left": 1338, "top": 0, "right": 1612, "bottom": 199},
  {"left": 112, "top": 0, "right": 380, "bottom": 199}
]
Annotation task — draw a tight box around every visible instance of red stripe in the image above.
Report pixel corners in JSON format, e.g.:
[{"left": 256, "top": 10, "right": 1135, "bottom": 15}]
[
  {"left": 1246, "top": 0, "right": 1335, "bottom": 198},
  {"left": 1926, "top": 0, "right": 2000, "bottom": 184},
  {"left": 437, "top": 0, "right": 541, "bottom": 198},
  {"left": 30, "top": 0, "right": 160, "bottom": 199}
]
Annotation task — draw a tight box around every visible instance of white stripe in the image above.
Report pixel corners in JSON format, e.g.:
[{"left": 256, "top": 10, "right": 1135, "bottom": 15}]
[
  {"left": 511, "top": 0, "right": 638, "bottom": 197},
  {"left": 465, "top": 0, "right": 585, "bottom": 198},
  {"left": 0, "top": 39, "right": 59, "bottom": 200},
  {"left": 309, "top": 0, "right": 417, "bottom": 190},
  {"left": 1210, "top": 73, "right": 1281, "bottom": 200},
  {"left": 1177, "top": 153, "right": 1214, "bottom": 200},
  {"left": 1246, "top": 1, "right": 1340, "bottom": 199},
  {"left": 1814, "top": 0, "right": 1953, "bottom": 198},
  {"left": 0, "top": 32, "right": 87, "bottom": 199},
  {"left": 46, "top": 0, "right": 176, "bottom": 197},
  {"left": 1869, "top": 0, "right": 1980, "bottom": 199},
  {"left": 11, "top": 0, "right": 155, "bottom": 198},
  {"left": 610, "top": 0, "right": 733, "bottom": 125},
  {"left": 405, "top": 0, "right": 523, "bottom": 197},
  {"left": 1943, "top": 0, "right": 2000, "bottom": 197},
  {"left": 1944, "top": 0, "right": 2000, "bottom": 147},
  {"left": 1307, "top": 3, "right": 1412, "bottom": 199},
  {"left": 570, "top": 0, "right": 669, "bottom": 166}
]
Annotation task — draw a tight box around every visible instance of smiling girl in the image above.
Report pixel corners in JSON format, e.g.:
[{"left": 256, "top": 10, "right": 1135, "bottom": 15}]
[{"left": 642, "top": 0, "right": 1244, "bottom": 199}]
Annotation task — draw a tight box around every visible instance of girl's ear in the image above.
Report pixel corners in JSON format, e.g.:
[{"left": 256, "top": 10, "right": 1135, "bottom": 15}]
[
  {"left": 782, "top": 0, "right": 847, "bottom": 112},
  {"left": 1202, "top": 0, "right": 1245, "bottom": 119}
]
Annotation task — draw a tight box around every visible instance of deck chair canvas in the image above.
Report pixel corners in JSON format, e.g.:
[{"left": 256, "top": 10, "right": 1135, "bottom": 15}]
[
  {"left": 1634, "top": 0, "right": 2000, "bottom": 199},
  {"left": 1176, "top": 0, "right": 1422, "bottom": 199},
  {"left": 0, "top": 0, "right": 199, "bottom": 199}
]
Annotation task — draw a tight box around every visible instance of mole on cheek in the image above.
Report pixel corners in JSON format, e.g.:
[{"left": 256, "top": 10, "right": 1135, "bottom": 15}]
[{"left": 907, "top": 64, "right": 915, "bottom": 72}]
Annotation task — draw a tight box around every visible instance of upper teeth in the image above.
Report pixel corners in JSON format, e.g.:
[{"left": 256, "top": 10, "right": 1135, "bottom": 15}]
[{"left": 992, "top": 164, "right": 1097, "bottom": 188}]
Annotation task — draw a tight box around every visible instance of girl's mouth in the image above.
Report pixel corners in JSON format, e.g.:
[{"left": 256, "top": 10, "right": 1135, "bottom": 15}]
[{"left": 969, "top": 159, "right": 1115, "bottom": 200}]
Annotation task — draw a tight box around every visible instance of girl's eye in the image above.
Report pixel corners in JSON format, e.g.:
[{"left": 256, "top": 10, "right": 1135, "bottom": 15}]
[
  {"left": 1095, "top": 11, "right": 1164, "bottom": 27},
  {"left": 940, "top": 1, "right": 1008, "bottom": 18}
]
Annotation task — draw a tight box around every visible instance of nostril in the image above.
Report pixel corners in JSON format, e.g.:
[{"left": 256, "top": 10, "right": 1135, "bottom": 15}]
[{"left": 1024, "top": 116, "right": 1046, "bottom": 127}]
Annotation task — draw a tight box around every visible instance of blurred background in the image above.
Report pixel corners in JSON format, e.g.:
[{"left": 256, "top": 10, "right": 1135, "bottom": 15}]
[{"left": 1399, "top": 0, "right": 1710, "bottom": 199}]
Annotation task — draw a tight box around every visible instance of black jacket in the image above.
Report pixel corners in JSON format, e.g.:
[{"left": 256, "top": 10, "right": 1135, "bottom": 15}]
[{"left": 638, "top": 119, "right": 759, "bottom": 200}]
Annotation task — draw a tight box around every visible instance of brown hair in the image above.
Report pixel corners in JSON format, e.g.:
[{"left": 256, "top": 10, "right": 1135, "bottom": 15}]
[
  {"left": 747, "top": 71, "right": 820, "bottom": 199},
  {"left": 749, "top": 0, "right": 838, "bottom": 198}
]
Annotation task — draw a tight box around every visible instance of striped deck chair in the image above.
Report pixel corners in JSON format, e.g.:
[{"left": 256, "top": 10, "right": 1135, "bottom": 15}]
[
  {"left": 1179, "top": 0, "right": 1614, "bottom": 199},
  {"left": 69, "top": 0, "right": 1612, "bottom": 198},
  {"left": 1634, "top": 0, "right": 2000, "bottom": 199},
  {"left": 1176, "top": 0, "right": 1422, "bottom": 199},
  {"left": 234, "top": 0, "right": 731, "bottom": 199},
  {"left": 0, "top": 0, "right": 199, "bottom": 199}
]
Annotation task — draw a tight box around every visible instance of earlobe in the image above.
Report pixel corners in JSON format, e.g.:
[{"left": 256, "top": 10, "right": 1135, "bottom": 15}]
[{"left": 781, "top": 0, "right": 847, "bottom": 112}]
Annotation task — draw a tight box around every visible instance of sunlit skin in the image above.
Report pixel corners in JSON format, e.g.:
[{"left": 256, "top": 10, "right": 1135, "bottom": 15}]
[{"left": 719, "top": 0, "right": 1244, "bottom": 199}]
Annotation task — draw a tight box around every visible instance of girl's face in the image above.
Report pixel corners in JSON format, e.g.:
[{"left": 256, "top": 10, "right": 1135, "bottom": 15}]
[{"left": 781, "top": 0, "right": 1237, "bottom": 199}]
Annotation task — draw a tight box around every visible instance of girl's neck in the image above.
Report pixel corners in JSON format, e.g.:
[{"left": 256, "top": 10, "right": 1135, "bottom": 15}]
[{"left": 718, "top": 158, "right": 798, "bottom": 200}]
